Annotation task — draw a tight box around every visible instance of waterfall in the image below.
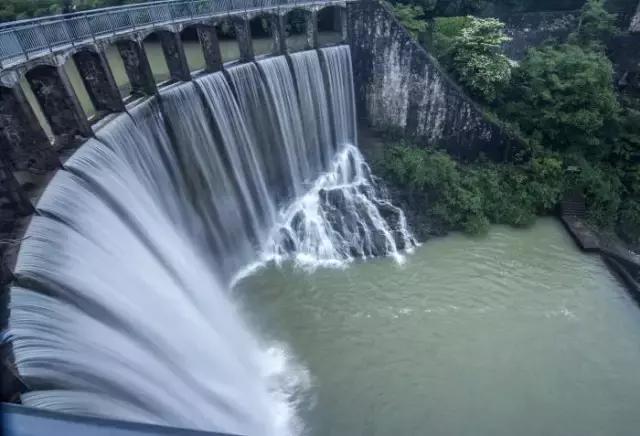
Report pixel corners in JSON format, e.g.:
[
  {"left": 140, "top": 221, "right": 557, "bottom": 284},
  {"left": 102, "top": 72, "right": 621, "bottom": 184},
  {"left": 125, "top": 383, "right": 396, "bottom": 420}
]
[{"left": 5, "top": 46, "right": 414, "bottom": 434}]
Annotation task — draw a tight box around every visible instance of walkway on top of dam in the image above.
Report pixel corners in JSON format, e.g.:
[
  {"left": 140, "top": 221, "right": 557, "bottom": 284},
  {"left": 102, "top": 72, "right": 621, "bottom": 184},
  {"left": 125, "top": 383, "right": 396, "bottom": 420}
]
[{"left": 0, "top": 0, "right": 352, "bottom": 70}]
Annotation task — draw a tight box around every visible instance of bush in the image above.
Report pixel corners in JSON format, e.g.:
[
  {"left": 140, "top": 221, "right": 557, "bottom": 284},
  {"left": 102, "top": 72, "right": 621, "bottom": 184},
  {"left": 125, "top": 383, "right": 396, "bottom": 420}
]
[
  {"left": 382, "top": 144, "right": 565, "bottom": 235},
  {"left": 570, "top": 0, "right": 618, "bottom": 48},
  {"left": 450, "top": 17, "right": 512, "bottom": 102},
  {"left": 501, "top": 44, "right": 619, "bottom": 157},
  {"left": 429, "top": 16, "right": 472, "bottom": 59},
  {"left": 390, "top": 3, "right": 428, "bottom": 39},
  {"left": 427, "top": 16, "right": 512, "bottom": 102}
]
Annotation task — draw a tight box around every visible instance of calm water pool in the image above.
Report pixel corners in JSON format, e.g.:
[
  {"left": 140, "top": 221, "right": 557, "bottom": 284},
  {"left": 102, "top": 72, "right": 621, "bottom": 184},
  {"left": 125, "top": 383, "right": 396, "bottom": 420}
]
[{"left": 236, "top": 218, "right": 640, "bottom": 436}]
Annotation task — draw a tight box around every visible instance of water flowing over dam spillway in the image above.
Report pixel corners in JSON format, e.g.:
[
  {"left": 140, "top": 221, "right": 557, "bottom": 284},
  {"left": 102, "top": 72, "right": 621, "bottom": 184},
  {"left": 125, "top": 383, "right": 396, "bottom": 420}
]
[{"left": 5, "top": 46, "right": 415, "bottom": 435}]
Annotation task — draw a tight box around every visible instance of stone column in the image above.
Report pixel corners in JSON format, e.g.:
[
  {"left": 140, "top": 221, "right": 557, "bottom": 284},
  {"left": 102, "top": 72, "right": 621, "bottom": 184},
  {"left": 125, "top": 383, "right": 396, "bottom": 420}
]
[
  {"left": 197, "top": 25, "right": 223, "bottom": 72},
  {"left": 233, "top": 17, "right": 254, "bottom": 62},
  {"left": 73, "top": 49, "right": 125, "bottom": 114},
  {"left": 26, "top": 65, "right": 92, "bottom": 148},
  {"left": 116, "top": 39, "right": 157, "bottom": 97},
  {"left": 158, "top": 31, "right": 191, "bottom": 82},
  {"left": 305, "top": 10, "right": 319, "bottom": 49},
  {"left": 0, "top": 84, "right": 59, "bottom": 172},
  {"left": 271, "top": 14, "right": 288, "bottom": 55},
  {"left": 337, "top": 7, "right": 348, "bottom": 43}
]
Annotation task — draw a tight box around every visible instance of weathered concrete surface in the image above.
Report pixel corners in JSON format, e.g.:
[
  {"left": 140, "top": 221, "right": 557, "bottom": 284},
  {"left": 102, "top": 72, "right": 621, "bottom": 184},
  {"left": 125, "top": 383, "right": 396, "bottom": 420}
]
[
  {"left": 158, "top": 31, "right": 192, "bottom": 82},
  {"left": 233, "top": 18, "right": 254, "bottom": 62},
  {"left": 271, "top": 14, "right": 288, "bottom": 55},
  {"left": 25, "top": 65, "right": 92, "bottom": 148},
  {"left": 306, "top": 10, "right": 319, "bottom": 49},
  {"left": 117, "top": 39, "right": 157, "bottom": 96},
  {"left": 627, "top": 0, "right": 640, "bottom": 31},
  {"left": 0, "top": 85, "right": 58, "bottom": 172},
  {"left": 197, "top": 25, "right": 224, "bottom": 72},
  {"left": 337, "top": 6, "right": 348, "bottom": 43},
  {"left": 73, "top": 49, "right": 125, "bottom": 113},
  {"left": 348, "top": 0, "right": 518, "bottom": 160}
]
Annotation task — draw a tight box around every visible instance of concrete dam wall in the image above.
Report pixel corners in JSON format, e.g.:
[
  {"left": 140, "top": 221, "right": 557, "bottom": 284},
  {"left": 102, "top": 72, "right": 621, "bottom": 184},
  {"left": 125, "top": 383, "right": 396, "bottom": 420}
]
[{"left": 347, "top": 0, "right": 519, "bottom": 161}]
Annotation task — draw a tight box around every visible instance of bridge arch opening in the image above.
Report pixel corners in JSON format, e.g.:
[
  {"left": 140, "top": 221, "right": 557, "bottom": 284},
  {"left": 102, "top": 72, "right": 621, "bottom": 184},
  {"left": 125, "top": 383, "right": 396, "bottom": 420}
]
[
  {"left": 62, "top": 56, "right": 96, "bottom": 119},
  {"left": 180, "top": 26, "right": 207, "bottom": 74},
  {"left": 24, "top": 64, "right": 92, "bottom": 149},
  {"left": 286, "top": 9, "right": 312, "bottom": 52},
  {"left": 102, "top": 43, "right": 132, "bottom": 99},
  {"left": 250, "top": 15, "right": 274, "bottom": 57},
  {"left": 318, "top": 6, "right": 345, "bottom": 46},
  {"left": 215, "top": 20, "right": 241, "bottom": 63},
  {"left": 17, "top": 79, "right": 55, "bottom": 145},
  {"left": 143, "top": 32, "right": 175, "bottom": 86}
]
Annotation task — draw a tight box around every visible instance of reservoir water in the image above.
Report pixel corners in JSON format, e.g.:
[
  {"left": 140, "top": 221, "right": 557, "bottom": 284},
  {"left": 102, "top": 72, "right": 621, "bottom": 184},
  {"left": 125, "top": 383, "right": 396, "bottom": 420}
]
[{"left": 236, "top": 218, "right": 640, "bottom": 436}]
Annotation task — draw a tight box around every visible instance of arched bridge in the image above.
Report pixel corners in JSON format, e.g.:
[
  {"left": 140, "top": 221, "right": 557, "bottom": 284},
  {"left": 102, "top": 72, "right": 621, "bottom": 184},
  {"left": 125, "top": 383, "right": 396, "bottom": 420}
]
[
  {"left": 0, "top": 0, "right": 350, "bottom": 69},
  {"left": 0, "top": 0, "right": 352, "bottom": 171}
]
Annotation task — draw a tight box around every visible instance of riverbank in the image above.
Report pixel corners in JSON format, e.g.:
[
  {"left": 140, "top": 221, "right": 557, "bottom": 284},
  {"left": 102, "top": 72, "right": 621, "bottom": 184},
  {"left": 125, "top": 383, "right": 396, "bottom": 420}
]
[{"left": 559, "top": 197, "right": 640, "bottom": 303}]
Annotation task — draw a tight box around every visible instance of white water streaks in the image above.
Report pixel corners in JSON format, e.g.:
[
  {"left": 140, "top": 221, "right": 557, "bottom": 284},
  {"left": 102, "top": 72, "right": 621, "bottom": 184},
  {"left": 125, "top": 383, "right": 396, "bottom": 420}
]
[{"left": 6, "top": 46, "right": 415, "bottom": 435}]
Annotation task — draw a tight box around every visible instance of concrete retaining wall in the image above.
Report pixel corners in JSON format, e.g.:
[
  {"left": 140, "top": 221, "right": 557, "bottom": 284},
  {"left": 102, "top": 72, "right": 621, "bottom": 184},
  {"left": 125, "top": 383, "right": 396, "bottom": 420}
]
[{"left": 347, "top": 0, "right": 520, "bottom": 161}]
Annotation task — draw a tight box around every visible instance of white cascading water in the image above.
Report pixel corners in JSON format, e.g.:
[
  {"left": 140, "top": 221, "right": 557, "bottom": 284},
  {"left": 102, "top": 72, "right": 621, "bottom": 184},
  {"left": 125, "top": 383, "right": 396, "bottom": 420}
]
[{"left": 5, "top": 46, "right": 414, "bottom": 435}]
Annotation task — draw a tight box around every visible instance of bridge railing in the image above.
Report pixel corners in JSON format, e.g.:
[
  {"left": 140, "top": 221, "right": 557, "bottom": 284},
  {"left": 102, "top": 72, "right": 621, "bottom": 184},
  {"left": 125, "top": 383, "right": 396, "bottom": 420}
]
[{"left": 0, "top": 0, "right": 345, "bottom": 69}]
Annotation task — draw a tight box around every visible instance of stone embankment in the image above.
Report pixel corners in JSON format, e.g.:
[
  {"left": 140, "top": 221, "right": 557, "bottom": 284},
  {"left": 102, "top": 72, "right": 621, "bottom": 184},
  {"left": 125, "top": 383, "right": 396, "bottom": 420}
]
[{"left": 560, "top": 195, "right": 640, "bottom": 302}]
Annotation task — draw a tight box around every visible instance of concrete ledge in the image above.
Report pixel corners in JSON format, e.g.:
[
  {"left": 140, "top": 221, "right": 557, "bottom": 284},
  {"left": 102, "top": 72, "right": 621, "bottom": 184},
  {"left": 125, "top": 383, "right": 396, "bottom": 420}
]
[
  {"left": 560, "top": 214, "right": 640, "bottom": 303},
  {"left": 1, "top": 403, "right": 241, "bottom": 436}
]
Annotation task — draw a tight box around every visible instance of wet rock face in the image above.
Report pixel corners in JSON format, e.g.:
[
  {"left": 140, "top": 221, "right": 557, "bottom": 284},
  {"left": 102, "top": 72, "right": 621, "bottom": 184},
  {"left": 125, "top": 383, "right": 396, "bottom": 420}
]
[{"left": 347, "top": 1, "right": 520, "bottom": 161}]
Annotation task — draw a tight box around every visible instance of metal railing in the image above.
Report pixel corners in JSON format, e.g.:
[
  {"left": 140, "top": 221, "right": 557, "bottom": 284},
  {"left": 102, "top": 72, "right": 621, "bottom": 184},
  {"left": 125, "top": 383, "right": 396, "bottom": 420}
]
[{"left": 0, "top": 0, "right": 347, "bottom": 69}]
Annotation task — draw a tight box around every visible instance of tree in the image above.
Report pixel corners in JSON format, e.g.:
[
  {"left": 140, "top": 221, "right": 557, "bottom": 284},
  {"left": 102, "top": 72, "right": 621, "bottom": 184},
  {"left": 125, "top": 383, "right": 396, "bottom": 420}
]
[
  {"left": 502, "top": 44, "right": 619, "bottom": 157},
  {"left": 449, "top": 17, "right": 512, "bottom": 102},
  {"left": 571, "top": 0, "right": 618, "bottom": 48},
  {"left": 391, "top": 3, "right": 428, "bottom": 39}
]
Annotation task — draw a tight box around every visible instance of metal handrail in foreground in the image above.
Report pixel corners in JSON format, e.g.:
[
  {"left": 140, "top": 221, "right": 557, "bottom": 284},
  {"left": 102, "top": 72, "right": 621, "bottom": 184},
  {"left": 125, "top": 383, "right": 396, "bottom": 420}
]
[{"left": 0, "top": 0, "right": 348, "bottom": 69}]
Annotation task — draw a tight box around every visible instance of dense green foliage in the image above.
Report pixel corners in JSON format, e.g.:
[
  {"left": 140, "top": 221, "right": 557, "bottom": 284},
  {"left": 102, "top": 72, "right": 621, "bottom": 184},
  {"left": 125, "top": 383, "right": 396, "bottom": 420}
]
[
  {"left": 381, "top": 145, "right": 564, "bottom": 235},
  {"left": 447, "top": 17, "right": 512, "bottom": 102},
  {"left": 571, "top": 0, "right": 619, "bottom": 47},
  {"left": 500, "top": 44, "right": 619, "bottom": 157},
  {"left": 390, "top": 3, "right": 428, "bottom": 38},
  {"left": 426, "top": 15, "right": 514, "bottom": 102},
  {"left": 387, "top": 0, "right": 640, "bottom": 248}
]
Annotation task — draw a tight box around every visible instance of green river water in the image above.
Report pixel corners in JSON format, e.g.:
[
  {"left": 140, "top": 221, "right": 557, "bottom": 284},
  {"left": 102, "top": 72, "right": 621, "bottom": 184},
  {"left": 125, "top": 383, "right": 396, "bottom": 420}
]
[{"left": 236, "top": 218, "right": 640, "bottom": 436}]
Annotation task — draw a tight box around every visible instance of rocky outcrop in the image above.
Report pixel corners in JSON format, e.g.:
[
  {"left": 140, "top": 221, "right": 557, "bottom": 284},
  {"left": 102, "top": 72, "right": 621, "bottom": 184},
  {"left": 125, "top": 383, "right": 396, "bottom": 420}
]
[
  {"left": 348, "top": 0, "right": 520, "bottom": 161},
  {"left": 501, "top": 11, "right": 579, "bottom": 60}
]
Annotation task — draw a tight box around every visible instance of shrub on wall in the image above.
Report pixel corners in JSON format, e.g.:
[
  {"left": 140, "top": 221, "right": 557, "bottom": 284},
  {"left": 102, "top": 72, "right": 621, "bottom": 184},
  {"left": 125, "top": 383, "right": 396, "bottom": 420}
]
[{"left": 381, "top": 144, "right": 565, "bottom": 235}]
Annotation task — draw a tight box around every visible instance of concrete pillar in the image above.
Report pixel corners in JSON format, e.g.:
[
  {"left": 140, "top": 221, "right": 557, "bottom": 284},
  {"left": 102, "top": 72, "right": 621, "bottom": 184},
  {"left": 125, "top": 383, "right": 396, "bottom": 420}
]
[
  {"left": 26, "top": 65, "right": 92, "bottom": 148},
  {"left": 271, "top": 14, "right": 288, "bottom": 55},
  {"left": 116, "top": 39, "right": 157, "bottom": 97},
  {"left": 158, "top": 31, "right": 191, "bottom": 82},
  {"left": 305, "top": 10, "right": 319, "bottom": 49},
  {"left": 0, "top": 85, "right": 59, "bottom": 172},
  {"left": 337, "top": 7, "right": 348, "bottom": 43},
  {"left": 73, "top": 49, "right": 125, "bottom": 114},
  {"left": 197, "top": 25, "right": 223, "bottom": 72},
  {"left": 233, "top": 18, "right": 254, "bottom": 62}
]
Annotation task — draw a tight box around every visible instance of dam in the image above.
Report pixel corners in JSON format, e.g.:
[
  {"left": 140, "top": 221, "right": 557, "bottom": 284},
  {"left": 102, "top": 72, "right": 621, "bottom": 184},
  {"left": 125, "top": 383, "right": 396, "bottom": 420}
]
[{"left": 2, "top": 0, "right": 640, "bottom": 435}]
